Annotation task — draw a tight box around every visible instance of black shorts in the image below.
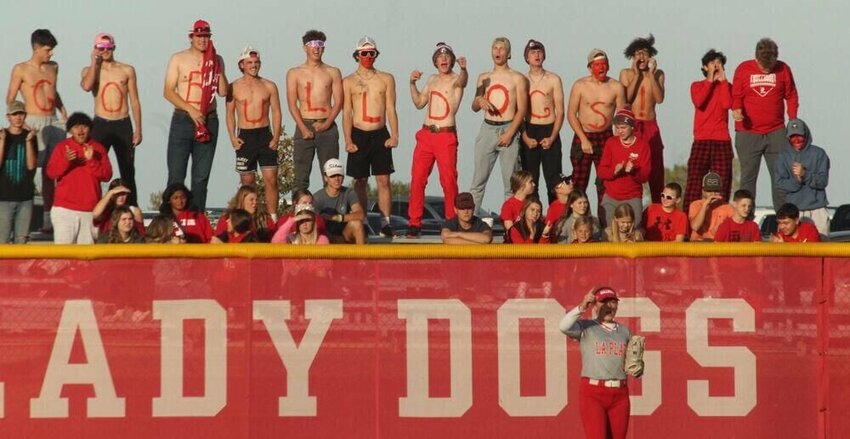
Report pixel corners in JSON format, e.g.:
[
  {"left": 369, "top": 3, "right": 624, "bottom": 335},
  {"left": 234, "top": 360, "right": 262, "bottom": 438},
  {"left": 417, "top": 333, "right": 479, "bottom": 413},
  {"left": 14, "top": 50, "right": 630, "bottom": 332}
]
[
  {"left": 236, "top": 127, "right": 277, "bottom": 173},
  {"left": 347, "top": 126, "right": 394, "bottom": 179}
]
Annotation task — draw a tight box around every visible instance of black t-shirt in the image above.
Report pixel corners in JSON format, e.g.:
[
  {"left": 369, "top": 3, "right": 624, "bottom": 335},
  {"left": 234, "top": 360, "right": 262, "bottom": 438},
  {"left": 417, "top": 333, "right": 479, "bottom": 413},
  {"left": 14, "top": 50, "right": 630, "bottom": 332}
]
[
  {"left": 0, "top": 129, "right": 35, "bottom": 201},
  {"left": 442, "top": 216, "right": 491, "bottom": 233}
]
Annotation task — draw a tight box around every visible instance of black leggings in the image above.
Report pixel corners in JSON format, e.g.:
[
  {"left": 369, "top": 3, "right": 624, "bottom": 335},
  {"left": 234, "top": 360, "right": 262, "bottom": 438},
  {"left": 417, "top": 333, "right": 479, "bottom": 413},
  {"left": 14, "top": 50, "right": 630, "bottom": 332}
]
[{"left": 92, "top": 117, "right": 137, "bottom": 206}]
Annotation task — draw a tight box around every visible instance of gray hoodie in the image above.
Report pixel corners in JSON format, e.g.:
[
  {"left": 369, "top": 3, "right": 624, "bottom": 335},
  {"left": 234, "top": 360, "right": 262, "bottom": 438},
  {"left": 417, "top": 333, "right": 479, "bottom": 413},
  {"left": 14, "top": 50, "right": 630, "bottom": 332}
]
[{"left": 774, "top": 118, "right": 829, "bottom": 210}]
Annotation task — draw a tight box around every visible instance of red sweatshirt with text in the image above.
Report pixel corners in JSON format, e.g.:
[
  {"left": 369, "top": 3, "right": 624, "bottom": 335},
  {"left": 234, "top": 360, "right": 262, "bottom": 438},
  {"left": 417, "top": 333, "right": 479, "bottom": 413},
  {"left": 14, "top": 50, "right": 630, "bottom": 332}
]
[
  {"left": 46, "top": 138, "right": 112, "bottom": 211},
  {"left": 598, "top": 135, "right": 651, "bottom": 201},
  {"left": 732, "top": 60, "right": 798, "bottom": 134}
]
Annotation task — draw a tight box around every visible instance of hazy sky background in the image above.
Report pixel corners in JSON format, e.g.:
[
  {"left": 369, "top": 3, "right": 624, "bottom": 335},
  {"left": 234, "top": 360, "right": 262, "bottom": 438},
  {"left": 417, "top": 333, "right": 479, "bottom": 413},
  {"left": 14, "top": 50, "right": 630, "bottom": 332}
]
[{"left": 2, "top": 1, "right": 846, "bottom": 211}]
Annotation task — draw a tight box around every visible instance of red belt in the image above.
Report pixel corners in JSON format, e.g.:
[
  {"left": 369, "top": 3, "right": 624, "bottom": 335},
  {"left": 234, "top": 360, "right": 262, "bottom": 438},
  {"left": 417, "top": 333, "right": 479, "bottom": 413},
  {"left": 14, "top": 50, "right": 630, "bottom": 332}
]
[{"left": 423, "top": 124, "right": 457, "bottom": 133}]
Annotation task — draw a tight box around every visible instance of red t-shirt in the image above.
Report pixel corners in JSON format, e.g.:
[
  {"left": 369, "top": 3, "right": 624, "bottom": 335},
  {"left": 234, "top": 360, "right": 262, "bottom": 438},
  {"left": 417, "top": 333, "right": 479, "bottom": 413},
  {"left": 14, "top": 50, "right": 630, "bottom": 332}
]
[
  {"left": 732, "top": 60, "right": 799, "bottom": 134},
  {"left": 642, "top": 204, "right": 689, "bottom": 242},
  {"left": 714, "top": 217, "right": 762, "bottom": 242},
  {"left": 597, "top": 135, "right": 651, "bottom": 201},
  {"left": 691, "top": 79, "right": 732, "bottom": 141},
  {"left": 546, "top": 200, "right": 567, "bottom": 226},
  {"left": 776, "top": 222, "right": 821, "bottom": 242},
  {"left": 500, "top": 196, "right": 525, "bottom": 224}
]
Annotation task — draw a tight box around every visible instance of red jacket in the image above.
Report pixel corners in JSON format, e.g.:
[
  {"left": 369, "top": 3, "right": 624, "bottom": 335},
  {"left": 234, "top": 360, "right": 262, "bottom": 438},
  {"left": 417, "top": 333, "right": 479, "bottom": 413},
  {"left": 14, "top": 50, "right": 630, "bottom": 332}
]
[
  {"left": 598, "top": 135, "right": 651, "bottom": 201},
  {"left": 46, "top": 138, "right": 112, "bottom": 211},
  {"left": 732, "top": 60, "right": 798, "bottom": 134},
  {"left": 691, "top": 79, "right": 732, "bottom": 141}
]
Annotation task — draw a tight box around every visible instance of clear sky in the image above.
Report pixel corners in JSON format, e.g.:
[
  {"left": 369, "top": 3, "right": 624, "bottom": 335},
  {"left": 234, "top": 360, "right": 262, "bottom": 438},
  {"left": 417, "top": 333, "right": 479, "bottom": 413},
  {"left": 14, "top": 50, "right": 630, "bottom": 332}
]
[{"left": 2, "top": 0, "right": 846, "bottom": 211}]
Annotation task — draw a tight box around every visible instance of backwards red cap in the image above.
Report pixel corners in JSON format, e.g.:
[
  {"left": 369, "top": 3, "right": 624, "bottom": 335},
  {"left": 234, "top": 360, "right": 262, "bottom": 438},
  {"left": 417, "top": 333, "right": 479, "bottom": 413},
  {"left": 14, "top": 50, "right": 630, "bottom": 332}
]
[{"left": 189, "top": 20, "right": 212, "bottom": 36}]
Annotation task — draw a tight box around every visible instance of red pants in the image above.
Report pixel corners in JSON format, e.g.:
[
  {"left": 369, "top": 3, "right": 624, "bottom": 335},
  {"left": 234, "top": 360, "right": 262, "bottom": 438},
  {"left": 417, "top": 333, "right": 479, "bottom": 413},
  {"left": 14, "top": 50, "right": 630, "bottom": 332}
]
[
  {"left": 408, "top": 128, "right": 459, "bottom": 226},
  {"left": 579, "top": 378, "right": 630, "bottom": 439},
  {"left": 634, "top": 119, "right": 665, "bottom": 203}
]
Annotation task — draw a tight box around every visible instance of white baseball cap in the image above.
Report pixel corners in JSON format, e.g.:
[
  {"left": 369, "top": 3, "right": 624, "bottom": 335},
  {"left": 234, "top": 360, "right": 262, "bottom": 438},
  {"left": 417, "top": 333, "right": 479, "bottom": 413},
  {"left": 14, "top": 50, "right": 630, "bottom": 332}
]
[
  {"left": 323, "top": 158, "right": 344, "bottom": 177},
  {"left": 238, "top": 45, "right": 260, "bottom": 62}
]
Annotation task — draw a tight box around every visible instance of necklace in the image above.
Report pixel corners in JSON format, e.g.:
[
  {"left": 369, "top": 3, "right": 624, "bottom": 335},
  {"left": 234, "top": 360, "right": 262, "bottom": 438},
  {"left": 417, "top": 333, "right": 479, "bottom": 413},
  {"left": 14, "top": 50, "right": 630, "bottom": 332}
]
[
  {"left": 356, "top": 69, "right": 376, "bottom": 81},
  {"left": 528, "top": 69, "right": 546, "bottom": 83},
  {"left": 621, "top": 136, "right": 636, "bottom": 147}
]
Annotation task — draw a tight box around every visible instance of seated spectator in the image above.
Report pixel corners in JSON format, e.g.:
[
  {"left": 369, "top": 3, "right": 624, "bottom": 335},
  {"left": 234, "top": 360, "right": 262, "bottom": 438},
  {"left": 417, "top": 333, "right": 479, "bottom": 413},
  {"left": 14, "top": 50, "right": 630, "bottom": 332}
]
[
  {"left": 543, "top": 173, "right": 573, "bottom": 237},
  {"left": 441, "top": 192, "right": 492, "bottom": 244},
  {"left": 313, "top": 158, "right": 366, "bottom": 244},
  {"left": 211, "top": 208, "right": 259, "bottom": 243},
  {"left": 145, "top": 213, "right": 185, "bottom": 244},
  {"left": 552, "top": 189, "right": 603, "bottom": 243},
  {"left": 46, "top": 112, "right": 112, "bottom": 244},
  {"left": 159, "top": 182, "right": 212, "bottom": 243},
  {"left": 273, "top": 203, "right": 329, "bottom": 245},
  {"left": 98, "top": 205, "right": 144, "bottom": 243},
  {"left": 714, "top": 189, "right": 761, "bottom": 242},
  {"left": 606, "top": 203, "right": 643, "bottom": 243},
  {"left": 775, "top": 118, "right": 830, "bottom": 237},
  {"left": 571, "top": 216, "right": 598, "bottom": 243},
  {"left": 93, "top": 178, "right": 144, "bottom": 237},
  {"left": 0, "top": 100, "right": 37, "bottom": 244},
  {"left": 770, "top": 202, "right": 821, "bottom": 242},
  {"left": 643, "top": 182, "right": 688, "bottom": 242},
  {"left": 598, "top": 108, "right": 650, "bottom": 228},
  {"left": 273, "top": 188, "right": 326, "bottom": 239},
  {"left": 508, "top": 198, "right": 549, "bottom": 244},
  {"left": 688, "top": 172, "right": 733, "bottom": 241},
  {"left": 215, "top": 185, "right": 275, "bottom": 242},
  {"left": 501, "top": 169, "right": 536, "bottom": 231}
]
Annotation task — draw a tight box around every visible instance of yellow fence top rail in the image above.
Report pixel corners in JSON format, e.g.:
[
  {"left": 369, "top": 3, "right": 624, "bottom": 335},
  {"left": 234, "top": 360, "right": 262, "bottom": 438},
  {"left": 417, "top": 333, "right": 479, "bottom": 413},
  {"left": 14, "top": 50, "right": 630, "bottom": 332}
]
[{"left": 2, "top": 242, "right": 850, "bottom": 259}]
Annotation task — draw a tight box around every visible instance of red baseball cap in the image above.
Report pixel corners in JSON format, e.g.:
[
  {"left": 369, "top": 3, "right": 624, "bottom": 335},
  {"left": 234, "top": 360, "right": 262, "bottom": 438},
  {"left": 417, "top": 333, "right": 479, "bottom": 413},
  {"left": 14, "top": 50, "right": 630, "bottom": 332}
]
[
  {"left": 189, "top": 20, "right": 212, "bottom": 36},
  {"left": 594, "top": 287, "right": 619, "bottom": 302}
]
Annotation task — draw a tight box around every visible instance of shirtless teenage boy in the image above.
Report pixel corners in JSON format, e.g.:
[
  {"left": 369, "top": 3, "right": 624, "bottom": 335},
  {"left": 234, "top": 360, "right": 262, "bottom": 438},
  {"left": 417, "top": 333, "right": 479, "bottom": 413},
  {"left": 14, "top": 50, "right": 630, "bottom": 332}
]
[
  {"left": 163, "top": 19, "right": 228, "bottom": 211},
  {"left": 567, "top": 49, "right": 625, "bottom": 222},
  {"left": 286, "top": 30, "right": 343, "bottom": 193},
  {"left": 520, "top": 39, "right": 565, "bottom": 204},
  {"left": 342, "top": 36, "right": 399, "bottom": 238},
  {"left": 469, "top": 37, "right": 528, "bottom": 211},
  {"left": 6, "top": 29, "right": 68, "bottom": 232},
  {"left": 226, "top": 46, "right": 282, "bottom": 216},
  {"left": 406, "top": 42, "right": 468, "bottom": 238},
  {"left": 81, "top": 33, "right": 143, "bottom": 206},
  {"left": 619, "top": 34, "right": 666, "bottom": 203}
]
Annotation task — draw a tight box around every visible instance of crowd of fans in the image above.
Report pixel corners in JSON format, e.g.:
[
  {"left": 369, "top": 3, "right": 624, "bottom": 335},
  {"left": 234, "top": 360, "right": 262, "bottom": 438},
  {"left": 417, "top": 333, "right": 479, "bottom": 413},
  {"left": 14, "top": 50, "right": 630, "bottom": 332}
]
[{"left": 0, "top": 26, "right": 832, "bottom": 245}]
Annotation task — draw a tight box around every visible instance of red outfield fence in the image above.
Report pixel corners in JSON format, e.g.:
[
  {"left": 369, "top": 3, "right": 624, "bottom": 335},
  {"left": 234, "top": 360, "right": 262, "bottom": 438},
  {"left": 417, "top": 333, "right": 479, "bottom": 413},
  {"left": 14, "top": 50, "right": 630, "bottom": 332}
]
[{"left": 0, "top": 244, "right": 847, "bottom": 438}]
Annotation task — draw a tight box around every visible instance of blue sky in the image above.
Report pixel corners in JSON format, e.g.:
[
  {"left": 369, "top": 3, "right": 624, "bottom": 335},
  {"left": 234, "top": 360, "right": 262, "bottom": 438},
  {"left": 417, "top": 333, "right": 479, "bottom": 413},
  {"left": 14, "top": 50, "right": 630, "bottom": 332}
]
[{"left": 3, "top": 0, "right": 846, "bottom": 211}]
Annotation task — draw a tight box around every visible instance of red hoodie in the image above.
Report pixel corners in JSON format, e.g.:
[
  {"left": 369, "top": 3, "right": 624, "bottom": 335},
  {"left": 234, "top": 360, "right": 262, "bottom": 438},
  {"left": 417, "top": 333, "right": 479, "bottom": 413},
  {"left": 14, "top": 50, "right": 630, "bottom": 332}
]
[
  {"left": 598, "top": 135, "right": 651, "bottom": 201},
  {"left": 46, "top": 138, "right": 112, "bottom": 211},
  {"left": 732, "top": 60, "right": 798, "bottom": 134}
]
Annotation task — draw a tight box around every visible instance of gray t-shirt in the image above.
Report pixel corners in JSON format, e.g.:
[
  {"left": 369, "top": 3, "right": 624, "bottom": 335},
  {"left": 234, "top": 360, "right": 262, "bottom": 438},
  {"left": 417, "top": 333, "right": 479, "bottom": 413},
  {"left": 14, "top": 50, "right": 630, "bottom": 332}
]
[
  {"left": 565, "top": 318, "right": 632, "bottom": 380},
  {"left": 313, "top": 186, "right": 359, "bottom": 217}
]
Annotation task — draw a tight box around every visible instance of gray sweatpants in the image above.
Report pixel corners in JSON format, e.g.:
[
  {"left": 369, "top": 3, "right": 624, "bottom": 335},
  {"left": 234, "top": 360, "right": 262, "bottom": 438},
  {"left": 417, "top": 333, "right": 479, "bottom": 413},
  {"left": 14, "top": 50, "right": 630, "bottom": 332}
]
[
  {"left": 293, "top": 122, "right": 340, "bottom": 193},
  {"left": 469, "top": 121, "right": 520, "bottom": 211},
  {"left": 734, "top": 128, "right": 786, "bottom": 210}
]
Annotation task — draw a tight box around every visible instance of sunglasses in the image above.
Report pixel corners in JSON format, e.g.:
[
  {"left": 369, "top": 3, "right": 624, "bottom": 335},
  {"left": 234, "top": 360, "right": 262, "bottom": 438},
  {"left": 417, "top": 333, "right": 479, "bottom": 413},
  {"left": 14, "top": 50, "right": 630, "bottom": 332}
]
[
  {"left": 660, "top": 194, "right": 677, "bottom": 201},
  {"left": 95, "top": 45, "right": 115, "bottom": 51},
  {"left": 358, "top": 50, "right": 377, "bottom": 58},
  {"left": 305, "top": 40, "right": 325, "bottom": 48}
]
